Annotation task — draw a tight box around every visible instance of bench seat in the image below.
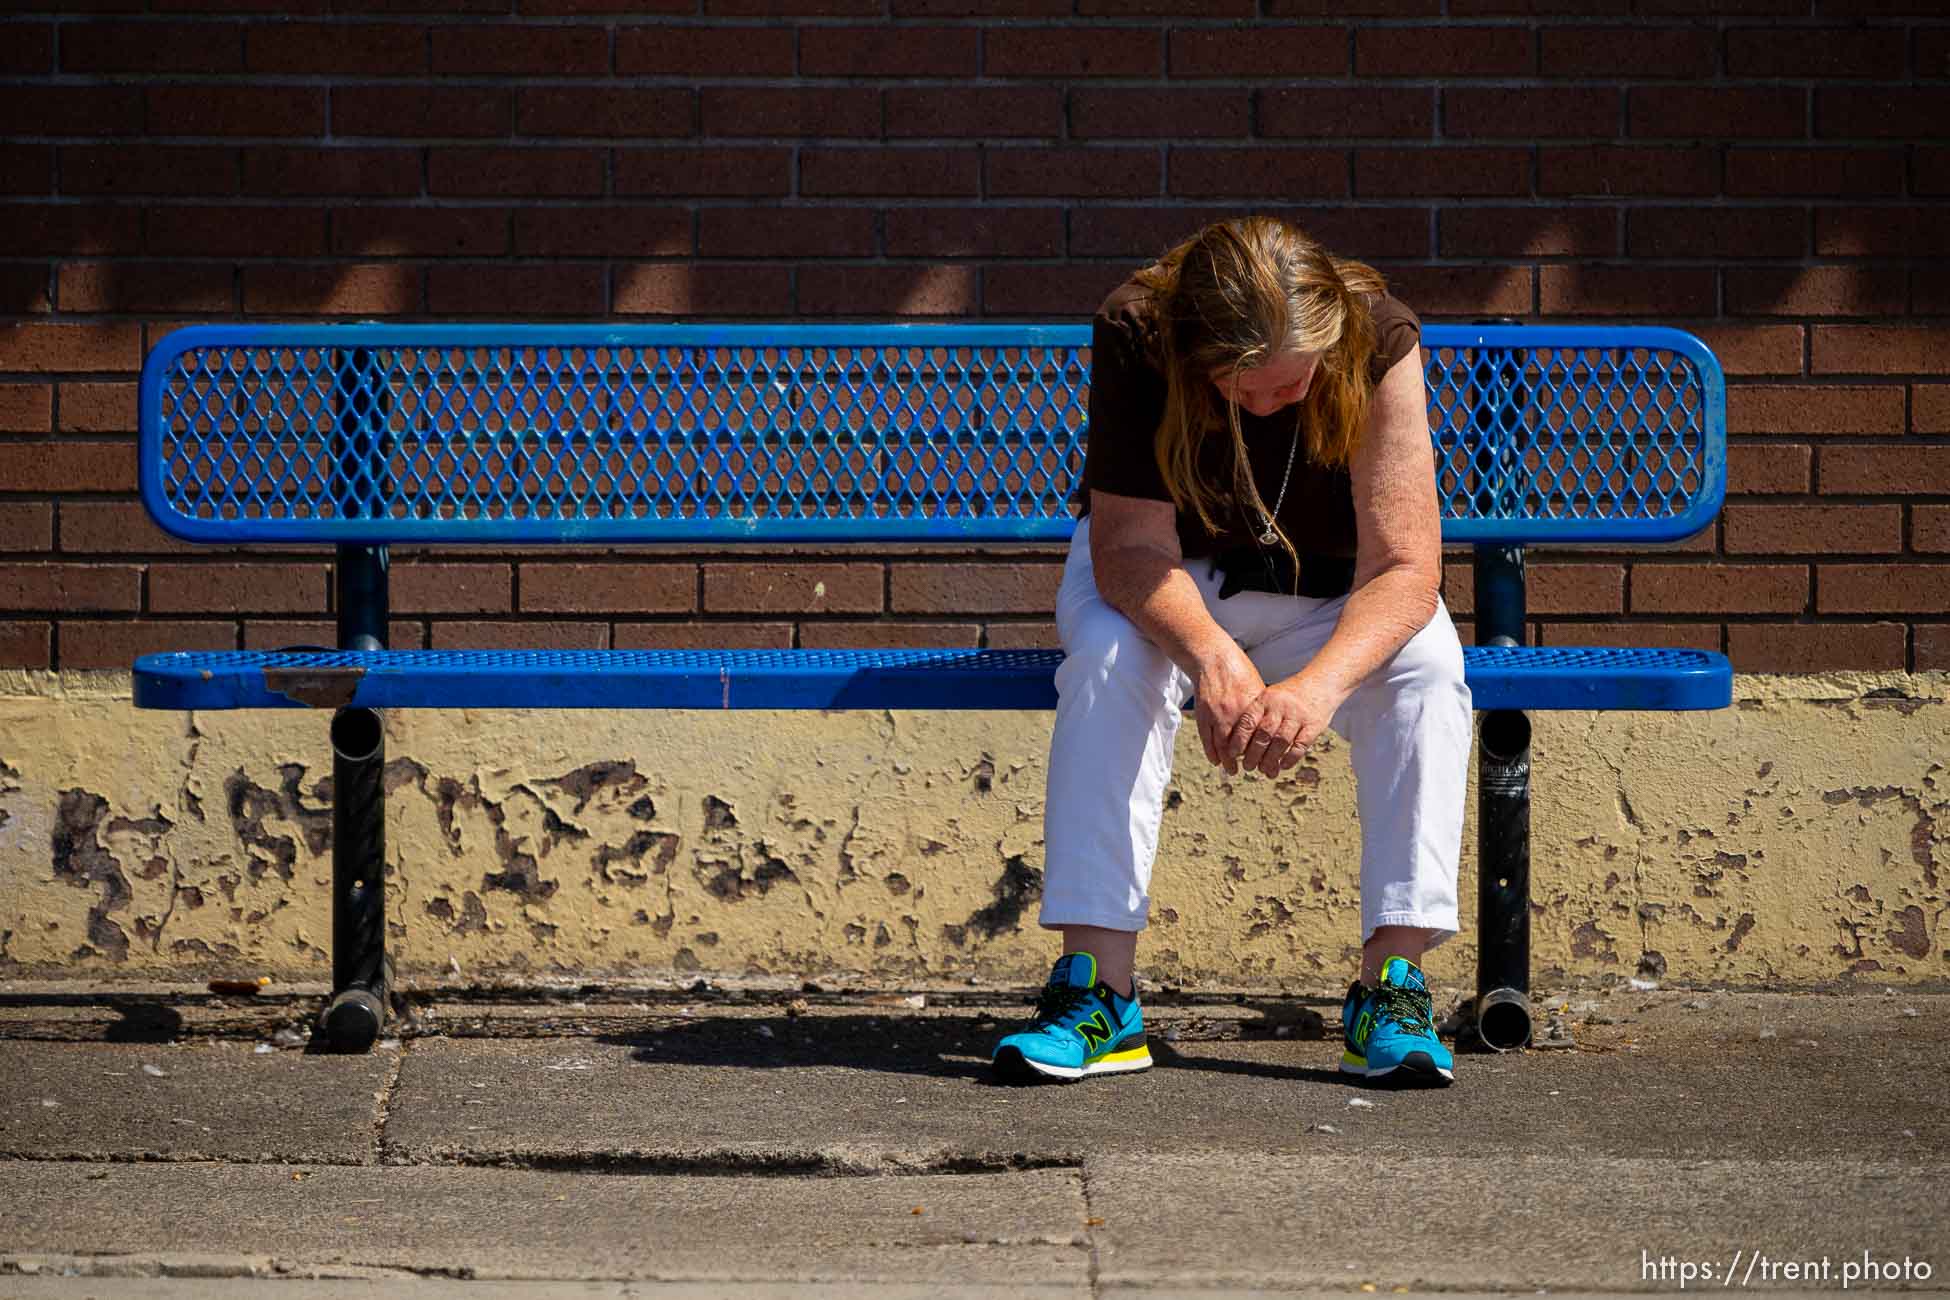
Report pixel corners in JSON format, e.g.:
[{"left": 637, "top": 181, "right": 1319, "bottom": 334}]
[{"left": 135, "top": 645, "right": 1732, "bottom": 713}]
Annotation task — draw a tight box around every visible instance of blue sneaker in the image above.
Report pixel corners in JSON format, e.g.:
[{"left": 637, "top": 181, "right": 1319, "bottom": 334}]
[
  {"left": 1340, "top": 955, "right": 1454, "bottom": 1086},
  {"left": 991, "top": 952, "right": 1151, "bottom": 1084}
]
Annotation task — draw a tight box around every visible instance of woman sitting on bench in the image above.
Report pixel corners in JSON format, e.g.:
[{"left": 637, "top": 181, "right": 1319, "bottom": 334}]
[{"left": 992, "top": 215, "right": 1472, "bottom": 1088}]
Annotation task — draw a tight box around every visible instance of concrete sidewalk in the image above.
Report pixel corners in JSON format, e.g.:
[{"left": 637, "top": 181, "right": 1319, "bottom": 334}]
[{"left": 1, "top": 982, "right": 1946, "bottom": 1297}]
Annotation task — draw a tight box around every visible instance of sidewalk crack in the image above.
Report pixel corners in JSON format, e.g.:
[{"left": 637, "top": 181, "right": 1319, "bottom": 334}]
[
  {"left": 1080, "top": 1158, "right": 1102, "bottom": 1297},
  {"left": 372, "top": 1037, "right": 409, "bottom": 1166}
]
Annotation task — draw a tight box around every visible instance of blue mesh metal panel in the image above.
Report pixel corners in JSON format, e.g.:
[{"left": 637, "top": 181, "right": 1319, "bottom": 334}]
[
  {"left": 1428, "top": 324, "right": 1724, "bottom": 542},
  {"left": 140, "top": 323, "right": 1723, "bottom": 545},
  {"left": 133, "top": 645, "right": 1732, "bottom": 712}
]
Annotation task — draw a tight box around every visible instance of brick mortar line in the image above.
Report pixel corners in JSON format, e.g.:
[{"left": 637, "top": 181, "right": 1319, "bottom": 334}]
[
  {"left": 13, "top": 257, "right": 1950, "bottom": 270},
  {"left": 18, "top": 13, "right": 1950, "bottom": 24},
  {"left": 28, "top": 195, "right": 1939, "bottom": 210},
  {"left": 0, "top": 192, "right": 1934, "bottom": 203},
  {"left": 9, "top": 76, "right": 1944, "bottom": 91},
  {"left": 12, "top": 68, "right": 1944, "bottom": 82},
  {"left": 29, "top": 257, "right": 1950, "bottom": 272},
  {"left": 12, "top": 612, "right": 1949, "bottom": 622},
  {"left": 334, "top": 611, "right": 1950, "bottom": 620}
]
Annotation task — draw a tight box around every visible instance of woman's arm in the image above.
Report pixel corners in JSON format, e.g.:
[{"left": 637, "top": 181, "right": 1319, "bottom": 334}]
[
  {"left": 1290, "top": 344, "right": 1444, "bottom": 702},
  {"left": 1090, "top": 490, "right": 1268, "bottom": 770},
  {"left": 1224, "top": 347, "right": 1443, "bottom": 777},
  {"left": 1088, "top": 491, "right": 1223, "bottom": 677}
]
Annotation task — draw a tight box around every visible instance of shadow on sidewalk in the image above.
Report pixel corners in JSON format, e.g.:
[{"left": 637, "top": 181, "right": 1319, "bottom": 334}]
[
  {"left": 0, "top": 991, "right": 189, "bottom": 1042},
  {"left": 590, "top": 1008, "right": 1348, "bottom": 1088}
]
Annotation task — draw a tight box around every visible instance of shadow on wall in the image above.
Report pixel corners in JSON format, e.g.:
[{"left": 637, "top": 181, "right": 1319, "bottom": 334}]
[{"left": 6, "top": 203, "right": 1925, "bottom": 324}]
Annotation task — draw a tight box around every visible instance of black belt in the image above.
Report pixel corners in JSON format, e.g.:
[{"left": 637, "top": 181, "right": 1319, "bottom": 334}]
[{"left": 1209, "top": 544, "right": 1356, "bottom": 600}]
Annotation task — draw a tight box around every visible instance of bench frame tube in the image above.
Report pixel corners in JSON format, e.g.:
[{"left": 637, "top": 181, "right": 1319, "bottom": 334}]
[
  {"left": 321, "top": 345, "right": 394, "bottom": 1051},
  {"left": 1473, "top": 545, "right": 1533, "bottom": 1052},
  {"left": 1467, "top": 320, "right": 1535, "bottom": 1052}
]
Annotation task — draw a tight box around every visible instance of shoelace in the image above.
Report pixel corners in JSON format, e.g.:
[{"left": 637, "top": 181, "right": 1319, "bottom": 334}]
[
  {"left": 1029, "top": 981, "right": 1093, "bottom": 1029},
  {"left": 1376, "top": 984, "right": 1435, "bottom": 1037}
]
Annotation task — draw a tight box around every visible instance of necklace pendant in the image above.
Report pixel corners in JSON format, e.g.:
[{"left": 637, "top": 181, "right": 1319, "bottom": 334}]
[{"left": 1256, "top": 524, "right": 1277, "bottom": 545}]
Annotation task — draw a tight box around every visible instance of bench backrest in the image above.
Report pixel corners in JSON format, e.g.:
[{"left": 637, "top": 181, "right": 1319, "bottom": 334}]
[{"left": 140, "top": 323, "right": 1724, "bottom": 547}]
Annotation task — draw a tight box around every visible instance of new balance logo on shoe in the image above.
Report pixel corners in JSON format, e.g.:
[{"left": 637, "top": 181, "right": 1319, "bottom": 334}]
[{"left": 1075, "top": 1009, "right": 1113, "bottom": 1052}]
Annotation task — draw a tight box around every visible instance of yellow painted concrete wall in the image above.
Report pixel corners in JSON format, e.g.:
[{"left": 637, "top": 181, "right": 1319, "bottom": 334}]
[{"left": 1, "top": 670, "right": 1943, "bottom": 989}]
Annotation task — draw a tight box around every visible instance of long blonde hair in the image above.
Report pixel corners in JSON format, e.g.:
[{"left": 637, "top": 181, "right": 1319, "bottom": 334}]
[{"left": 1134, "top": 216, "right": 1385, "bottom": 562}]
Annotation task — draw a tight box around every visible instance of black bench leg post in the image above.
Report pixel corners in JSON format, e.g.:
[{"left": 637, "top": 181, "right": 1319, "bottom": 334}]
[
  {"left": 325, "top": 704, "right": 388, "bottom": 1051},
  {"left": 1475, "top": 709, "right": 1532, "bottom": 1050},
  {"left": 322, "top": 537, "right": 391, "bottom": 1052},
  {"left": 1472, "top": 542, "right": 1533, "bottom": 1050}
]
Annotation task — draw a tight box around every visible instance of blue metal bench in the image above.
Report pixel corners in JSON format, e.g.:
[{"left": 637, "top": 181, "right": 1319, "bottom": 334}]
[{"left": 134, "top": 322, "right": 1728, "bottom": 1052}]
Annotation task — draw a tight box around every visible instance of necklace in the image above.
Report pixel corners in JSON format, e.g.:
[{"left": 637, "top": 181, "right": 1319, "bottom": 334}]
[{"left": 1256, "top": 425, "right": 1302, "bottom": 546}]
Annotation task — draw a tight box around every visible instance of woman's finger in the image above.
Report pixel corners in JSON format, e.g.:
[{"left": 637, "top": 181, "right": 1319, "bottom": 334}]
[
  {"left": 1202, "top": 703, "right": 1231, "bottom": 768},
  {"left": 1255, "top": 735, "right": 1290, "bottom": 778},
  {"left": 1278, "top": 721, "right": 1320, "bottom": 769},
  {"left": 1224, "top": 706, "right": 1260, "bottom": 765},
  {"left": 1263, "top": 708, "right": 1303, "bottom": 776}
]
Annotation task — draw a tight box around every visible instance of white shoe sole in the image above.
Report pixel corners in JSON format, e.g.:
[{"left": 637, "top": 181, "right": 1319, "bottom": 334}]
[
  {"left": 1341, "top": 1049, "right": 1454, "bottom": 1083},
  {"left": 996, "top": 1044, "right": 1153, "bottom": 1082}
]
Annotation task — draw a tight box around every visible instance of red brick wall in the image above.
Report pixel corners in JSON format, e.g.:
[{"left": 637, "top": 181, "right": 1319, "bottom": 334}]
[{"left": 1, "top": 2, "right": 1944, "bottom": 673}]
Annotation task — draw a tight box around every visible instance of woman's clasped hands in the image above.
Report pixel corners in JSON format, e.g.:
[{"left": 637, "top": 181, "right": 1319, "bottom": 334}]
[{"left": 1193, "top": 641, "right": 1340, "bottom": 779}]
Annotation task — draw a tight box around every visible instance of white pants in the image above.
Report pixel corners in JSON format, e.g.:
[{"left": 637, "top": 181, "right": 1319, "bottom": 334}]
[{"left": 1040, "top": 516, "right": 1473, "bottom": 951}]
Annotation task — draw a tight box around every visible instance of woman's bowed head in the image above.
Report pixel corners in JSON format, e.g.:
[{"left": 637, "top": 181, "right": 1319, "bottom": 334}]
[
  {"left": 991, "top": 215, "right": 1466, "bottom": 1088},
  {"left": 1142, "top": 215, "right": 1380, "bottom": 548}
]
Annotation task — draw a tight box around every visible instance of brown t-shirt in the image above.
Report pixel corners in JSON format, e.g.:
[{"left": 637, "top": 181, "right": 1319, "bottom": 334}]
[{"left": 1078, "top": 270, "right": 1423, "bottom": 559}]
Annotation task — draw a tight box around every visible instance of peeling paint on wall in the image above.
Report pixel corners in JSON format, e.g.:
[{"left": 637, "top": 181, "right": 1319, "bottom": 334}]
[
  {"left": 51, "top": 789, "right": 134, "bottom": 961},
  {"left": 226, "top": 766, "right": 332, "bottom": 884},
  {"left": 0, "top": 671, "right": 1945, "bottom": 988},
  {"left": 945, "top": 855, "right": 1042, "bottom": 948}
]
